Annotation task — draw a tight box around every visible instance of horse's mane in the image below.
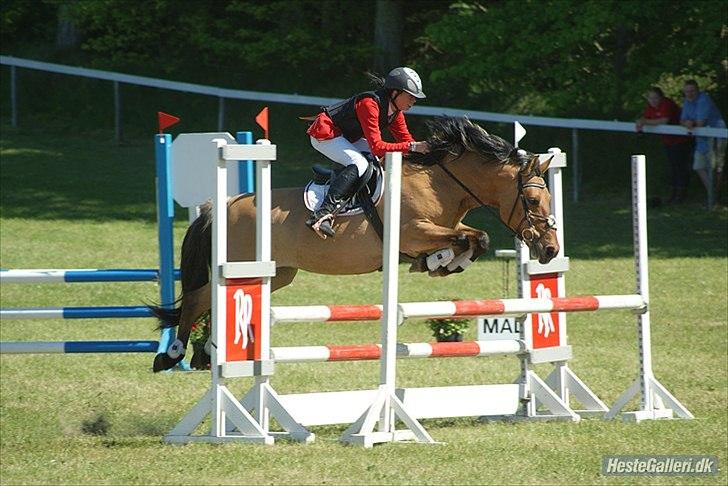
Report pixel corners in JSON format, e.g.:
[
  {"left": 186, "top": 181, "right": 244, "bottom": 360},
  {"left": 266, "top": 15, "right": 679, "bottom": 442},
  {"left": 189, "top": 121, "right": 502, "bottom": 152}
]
[{"left": 409, "top": 116, "right": 529, "bottom": 167}]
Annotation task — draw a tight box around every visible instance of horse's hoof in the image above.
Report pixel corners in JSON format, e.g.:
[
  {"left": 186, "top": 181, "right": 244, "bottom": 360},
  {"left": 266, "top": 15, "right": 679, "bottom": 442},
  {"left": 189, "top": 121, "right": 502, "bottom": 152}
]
[
  {"left": 478, "top": 232, "right": 490, "bottom": 250},
  {"left": 454, "top": 234, "right": 469, "bottom": 250},
  {"left": 408, "top": 255, "right": 428, "bottom": 273},
  {"left": 153, "top": 352, "right": 184, "bottom": 373},
  {"left": 190, "top": 348, "right": 211, "bottom": 370}
]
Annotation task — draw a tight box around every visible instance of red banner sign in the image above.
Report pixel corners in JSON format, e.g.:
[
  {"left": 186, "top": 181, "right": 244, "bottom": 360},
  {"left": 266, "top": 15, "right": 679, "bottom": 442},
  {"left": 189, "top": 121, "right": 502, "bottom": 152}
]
[
  {"left": 530, "top": 273, "right": 561, "bottom": 349},
  {"left": 225, "top": 278, "right": 262, "bottom": 361}
]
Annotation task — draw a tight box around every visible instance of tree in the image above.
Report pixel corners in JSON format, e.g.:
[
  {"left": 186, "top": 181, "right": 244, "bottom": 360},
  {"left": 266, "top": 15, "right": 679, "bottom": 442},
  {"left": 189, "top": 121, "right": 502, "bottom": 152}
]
[
  {"left": 373, "top": 0, "right": 403, "bottom": 73},
  {"left": 418, "top": 0, "right": 727, "bottom": 117}
]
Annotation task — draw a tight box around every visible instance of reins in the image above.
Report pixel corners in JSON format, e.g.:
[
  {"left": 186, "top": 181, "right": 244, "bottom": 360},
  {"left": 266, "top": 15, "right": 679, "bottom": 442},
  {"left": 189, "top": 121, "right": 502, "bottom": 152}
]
[{"left": 435, "top": 157, "right": 555, "bottom": 243}]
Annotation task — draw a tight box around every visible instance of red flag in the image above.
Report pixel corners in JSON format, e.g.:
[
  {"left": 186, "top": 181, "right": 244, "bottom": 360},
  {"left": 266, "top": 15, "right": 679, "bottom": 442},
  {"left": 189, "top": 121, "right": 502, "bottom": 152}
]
[
  {"left": 157, "top": 112, "right": 180, "bottom": 134},
  {"left": 255, "top": 106, "right": 269, "bottom": 139}
]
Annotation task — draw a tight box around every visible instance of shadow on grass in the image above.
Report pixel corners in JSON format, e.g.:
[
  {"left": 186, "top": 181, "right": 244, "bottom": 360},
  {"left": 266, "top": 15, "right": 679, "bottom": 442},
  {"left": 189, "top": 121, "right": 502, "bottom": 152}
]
[{"left": 0, "top": 126, "right": 318, "bottom": 222}]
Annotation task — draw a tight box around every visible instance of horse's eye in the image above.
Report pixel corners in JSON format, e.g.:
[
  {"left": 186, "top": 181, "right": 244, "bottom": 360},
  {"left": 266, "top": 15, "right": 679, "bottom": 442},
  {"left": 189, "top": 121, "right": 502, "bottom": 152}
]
[{"left": 527, "top": 198, "right": 539, "bottom": 206}]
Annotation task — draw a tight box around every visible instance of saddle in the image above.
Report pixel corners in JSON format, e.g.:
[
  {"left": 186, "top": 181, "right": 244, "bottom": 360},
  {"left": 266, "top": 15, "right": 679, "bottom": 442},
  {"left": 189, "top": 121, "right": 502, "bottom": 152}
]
[{"left": 303, "top": 159, "right": 385, "bottom": 238}]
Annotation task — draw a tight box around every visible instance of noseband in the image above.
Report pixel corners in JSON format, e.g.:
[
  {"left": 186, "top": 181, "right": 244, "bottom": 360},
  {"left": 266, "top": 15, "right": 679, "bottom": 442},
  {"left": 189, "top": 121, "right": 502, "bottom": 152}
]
[
  {"left": 506, "top": 172, "right": 557, "bottom": 242},
  {"left": 436, "top": 160, "right": 556, "bottom": 242}
]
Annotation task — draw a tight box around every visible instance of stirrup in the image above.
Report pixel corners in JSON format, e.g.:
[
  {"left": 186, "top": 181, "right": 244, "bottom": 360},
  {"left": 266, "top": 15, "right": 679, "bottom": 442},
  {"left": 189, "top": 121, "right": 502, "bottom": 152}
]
[{"left": 308, "top": 213, "right": 336, "bottom": 239}]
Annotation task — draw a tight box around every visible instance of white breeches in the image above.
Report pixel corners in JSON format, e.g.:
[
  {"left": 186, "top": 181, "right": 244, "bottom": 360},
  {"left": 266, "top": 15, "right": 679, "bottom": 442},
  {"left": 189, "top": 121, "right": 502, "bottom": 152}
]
[{"left": 310, "top": 136, "right": 371, "bottom": 177}]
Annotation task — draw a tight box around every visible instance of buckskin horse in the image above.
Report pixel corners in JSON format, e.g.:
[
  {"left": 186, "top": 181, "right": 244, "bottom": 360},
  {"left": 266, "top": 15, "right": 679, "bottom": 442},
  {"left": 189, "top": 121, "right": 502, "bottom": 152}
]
[{"left": 151, "top": 116, "right": 559, "bottom": 371}]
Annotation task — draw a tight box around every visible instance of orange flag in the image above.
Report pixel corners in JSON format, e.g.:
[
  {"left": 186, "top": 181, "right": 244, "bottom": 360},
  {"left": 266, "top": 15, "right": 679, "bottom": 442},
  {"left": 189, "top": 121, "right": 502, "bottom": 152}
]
[
  {"left": 255, "top": 106, "right": 269, "bottom": 139},
  {"left": 157, "top": 112, "right": 180, "bottom": 134}
]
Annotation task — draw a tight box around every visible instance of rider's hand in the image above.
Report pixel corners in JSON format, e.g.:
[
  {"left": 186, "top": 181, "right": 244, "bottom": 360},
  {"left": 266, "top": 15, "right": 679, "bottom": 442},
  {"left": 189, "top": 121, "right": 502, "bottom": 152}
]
[{"left": 410, "top": 141, "right": 431, "bottom": 154}]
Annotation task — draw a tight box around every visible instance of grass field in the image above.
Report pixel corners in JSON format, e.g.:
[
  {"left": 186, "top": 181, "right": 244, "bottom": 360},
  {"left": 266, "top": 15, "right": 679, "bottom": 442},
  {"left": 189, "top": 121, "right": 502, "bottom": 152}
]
[{"left": 1, "top": 126, "right": 727, "bottom": 485}]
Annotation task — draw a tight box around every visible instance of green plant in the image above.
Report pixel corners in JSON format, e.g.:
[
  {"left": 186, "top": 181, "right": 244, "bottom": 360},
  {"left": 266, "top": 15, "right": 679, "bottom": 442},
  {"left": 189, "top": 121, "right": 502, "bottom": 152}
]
[
  {"left": 190, "top": 311, "right": 211, "bottom": 347},
  {"left": 426, "top": 317, "right": 470, "bottom": 340}
]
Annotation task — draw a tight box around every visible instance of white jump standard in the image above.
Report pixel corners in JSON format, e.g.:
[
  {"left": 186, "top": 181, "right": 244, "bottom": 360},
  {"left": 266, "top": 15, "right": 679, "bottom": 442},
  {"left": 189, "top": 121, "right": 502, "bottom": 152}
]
[{"left": 164, "top": 146, "right": 692, "bottom": 447}]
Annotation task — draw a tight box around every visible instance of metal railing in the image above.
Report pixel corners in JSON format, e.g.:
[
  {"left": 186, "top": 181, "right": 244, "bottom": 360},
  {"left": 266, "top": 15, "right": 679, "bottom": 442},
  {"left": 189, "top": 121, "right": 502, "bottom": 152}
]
[{"left": 3, "top": 55, "right": 726, "bottom": 203}]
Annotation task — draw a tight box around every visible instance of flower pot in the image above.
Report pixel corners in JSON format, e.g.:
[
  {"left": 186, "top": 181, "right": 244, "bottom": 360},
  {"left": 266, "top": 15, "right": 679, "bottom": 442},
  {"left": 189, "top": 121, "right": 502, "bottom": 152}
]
[{"left": 436, "top": 332, "right": 463, "bottom": 342}]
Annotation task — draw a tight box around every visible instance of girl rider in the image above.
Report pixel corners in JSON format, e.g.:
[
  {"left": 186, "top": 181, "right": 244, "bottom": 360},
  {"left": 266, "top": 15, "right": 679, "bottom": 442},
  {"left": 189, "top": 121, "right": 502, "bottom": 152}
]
[{"left": 305, "top": 67, "right": 431, "bottom": 238}]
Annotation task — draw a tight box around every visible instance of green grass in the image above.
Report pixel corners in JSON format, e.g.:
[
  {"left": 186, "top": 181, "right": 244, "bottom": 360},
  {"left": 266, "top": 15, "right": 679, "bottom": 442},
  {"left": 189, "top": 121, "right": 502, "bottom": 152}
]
[{"left": 1, "top": 126, "right": 727, "bottom": 485}]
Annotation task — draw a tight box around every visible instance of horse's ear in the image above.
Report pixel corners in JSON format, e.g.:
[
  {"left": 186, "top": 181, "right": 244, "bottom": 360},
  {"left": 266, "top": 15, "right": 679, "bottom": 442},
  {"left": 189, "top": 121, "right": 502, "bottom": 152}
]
[
  {"left": 539, "top": 155, "right": 554, "bottom": 174},
  {"left": 520, "top": 155, "right": 539, "bottom": 175}
]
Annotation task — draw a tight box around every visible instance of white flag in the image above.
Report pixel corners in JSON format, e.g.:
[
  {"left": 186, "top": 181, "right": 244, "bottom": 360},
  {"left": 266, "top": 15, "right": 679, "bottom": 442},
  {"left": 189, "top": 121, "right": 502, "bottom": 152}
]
[{"left": 514, "top": 121, "right": 526, "bottom": 147}]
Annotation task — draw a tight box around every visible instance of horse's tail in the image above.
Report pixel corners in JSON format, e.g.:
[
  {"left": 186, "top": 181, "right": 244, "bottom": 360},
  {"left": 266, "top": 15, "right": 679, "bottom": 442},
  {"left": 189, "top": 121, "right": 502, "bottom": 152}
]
[{"left": 150, "top": 202, "right": 213, "bottom": 329}]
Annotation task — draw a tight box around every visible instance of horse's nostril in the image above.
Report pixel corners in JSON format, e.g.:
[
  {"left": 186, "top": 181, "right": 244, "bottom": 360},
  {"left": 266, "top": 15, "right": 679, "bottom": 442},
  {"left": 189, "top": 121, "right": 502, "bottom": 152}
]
[{"left": 545, "top": 246, "right": 556, "bottom": 258}]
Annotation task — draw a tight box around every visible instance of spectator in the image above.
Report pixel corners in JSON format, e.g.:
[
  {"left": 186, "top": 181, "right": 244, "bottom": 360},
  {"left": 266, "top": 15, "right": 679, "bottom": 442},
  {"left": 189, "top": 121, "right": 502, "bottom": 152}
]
[
  {"left": 680, "top": 80, "right": 726, "bottom": 205},
  {"left": 636, "top": 87, "right": 693, "bottom": 203}
]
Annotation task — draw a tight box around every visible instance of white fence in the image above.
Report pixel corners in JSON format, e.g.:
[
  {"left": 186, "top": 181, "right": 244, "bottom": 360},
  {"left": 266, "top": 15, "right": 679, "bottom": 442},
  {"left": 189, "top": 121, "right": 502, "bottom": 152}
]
[{"left": 2, "top": 55, "right": 726, "bottom": 202}]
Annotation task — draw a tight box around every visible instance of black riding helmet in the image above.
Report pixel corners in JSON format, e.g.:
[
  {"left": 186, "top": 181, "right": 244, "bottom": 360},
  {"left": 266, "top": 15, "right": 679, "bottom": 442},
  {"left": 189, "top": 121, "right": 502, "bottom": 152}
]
[{"left": 384, "top": 67, "right": 426, "bottom": 99}]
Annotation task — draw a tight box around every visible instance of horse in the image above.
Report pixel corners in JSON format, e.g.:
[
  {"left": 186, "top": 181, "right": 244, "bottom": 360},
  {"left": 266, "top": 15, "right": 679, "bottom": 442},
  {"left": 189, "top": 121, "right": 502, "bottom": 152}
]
[{"left": 151, "top": 116, "right": 559, "bottom": 372}]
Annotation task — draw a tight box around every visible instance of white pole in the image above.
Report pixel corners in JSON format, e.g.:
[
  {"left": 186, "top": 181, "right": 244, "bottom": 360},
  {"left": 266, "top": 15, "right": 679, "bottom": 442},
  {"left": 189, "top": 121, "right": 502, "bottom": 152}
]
[
  {"left": 632, "top": 155, "right": 654, "bottom": 411},
  {"left": 256, "top": 140, "right": 272, "bottom": 361},
  {"left": 379, "top": 152, "right": 402, "bottom": 431},
  {"left": 211, "top": 138, "right": 229, "bottom": 437},
  {"left": 548, "top": 150, "right": 567, "bottom": 349},
  {"left": 255, "top": 140, "right": 272, "bottom": 429}
]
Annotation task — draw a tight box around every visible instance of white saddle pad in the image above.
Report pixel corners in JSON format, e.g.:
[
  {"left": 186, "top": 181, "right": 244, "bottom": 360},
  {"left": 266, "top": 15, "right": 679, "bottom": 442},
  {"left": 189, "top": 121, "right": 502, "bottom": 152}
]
[{"left": 303, "top": 167, "right": 385, "bottom": 217}]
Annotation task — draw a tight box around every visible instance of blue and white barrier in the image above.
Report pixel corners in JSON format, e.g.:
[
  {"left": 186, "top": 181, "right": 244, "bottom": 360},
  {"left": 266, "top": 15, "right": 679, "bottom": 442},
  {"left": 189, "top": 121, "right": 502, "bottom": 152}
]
[
  {"left": 0, "top": 340, "right": 158, "bottom": 354},
  {"left": 1, "top": 130, "right": 256, "bottom": 359},
  {"left": 0, "top": 306, "right": 154, "bottom": 320},
  {"left": 0, "top": 268, "right": 181, "bottom": 284}
]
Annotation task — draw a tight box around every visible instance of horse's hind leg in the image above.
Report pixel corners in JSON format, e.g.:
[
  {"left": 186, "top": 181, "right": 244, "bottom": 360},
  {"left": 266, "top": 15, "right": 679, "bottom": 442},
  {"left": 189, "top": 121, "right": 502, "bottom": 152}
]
[
  {"left": 187, "top": 268, "right": 298, "bottom": 370},
  {"left": 153, "top": 284, "right": 211, "bottom": 372},
  {"left": 157, "top": 267, "right": 298, "bottom": 372},
  {"left": 272, "top": 267, "right": 298, "bottom": 291}
]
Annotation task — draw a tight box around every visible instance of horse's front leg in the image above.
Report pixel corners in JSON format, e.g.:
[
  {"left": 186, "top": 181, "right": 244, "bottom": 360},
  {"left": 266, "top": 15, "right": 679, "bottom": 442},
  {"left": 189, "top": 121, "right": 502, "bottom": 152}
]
[{"left": 401, "top": 219, "right": 489, "bottom": 275}]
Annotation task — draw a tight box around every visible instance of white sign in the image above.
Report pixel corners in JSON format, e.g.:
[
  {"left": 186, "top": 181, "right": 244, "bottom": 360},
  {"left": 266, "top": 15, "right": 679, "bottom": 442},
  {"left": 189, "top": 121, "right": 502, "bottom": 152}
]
[
  {"left": 171, "top": 132, "right": 241, "bottom": 208},
  {"left": 477, "top": 317, "right": 521, "bottom": 341}
]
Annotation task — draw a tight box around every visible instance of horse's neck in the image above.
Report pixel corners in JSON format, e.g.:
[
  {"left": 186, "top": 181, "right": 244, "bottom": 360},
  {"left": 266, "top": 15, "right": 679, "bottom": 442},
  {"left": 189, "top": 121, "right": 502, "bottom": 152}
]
[{"left": 400, "top": 162, "right": 478, "bottom": 226}]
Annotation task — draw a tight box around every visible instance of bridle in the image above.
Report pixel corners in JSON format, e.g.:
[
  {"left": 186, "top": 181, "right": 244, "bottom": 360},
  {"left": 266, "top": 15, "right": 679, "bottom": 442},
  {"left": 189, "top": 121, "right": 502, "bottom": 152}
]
[
  {"left": 505, "top": 171, "right": 557, "bottom": 242},
  {"left": 436, "top": 158, "right": 556, "bottom": 243}
]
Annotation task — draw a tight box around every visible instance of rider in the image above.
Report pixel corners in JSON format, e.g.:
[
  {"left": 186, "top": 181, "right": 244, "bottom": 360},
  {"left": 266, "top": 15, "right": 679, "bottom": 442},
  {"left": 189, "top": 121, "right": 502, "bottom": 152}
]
[{"left": 305, "top": 67, "right": 431, "bottom": 238}]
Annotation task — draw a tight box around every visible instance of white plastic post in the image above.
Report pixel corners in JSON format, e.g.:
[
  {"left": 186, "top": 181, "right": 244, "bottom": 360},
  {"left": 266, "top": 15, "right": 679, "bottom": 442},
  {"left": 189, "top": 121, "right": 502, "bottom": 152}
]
[
  {"left": 606, "top": 155, "right": 693, "bottom": 421},
  {"left": 379, "top": 150, "right": 401, "bottom": 431},
  {"left": 165, "top": 136, "right": 279, "bottom": 444},
  {"left": 341, "top": 152, "right": 435, "bottom": 447},
  {"left": 634, "top": 154, "right": 654, "bottom": 410},
  {"left": 211, "top": 138, "right": 229, "bottom": 437},
  {"left": 254, "top": 139, "right": 272, "bottom": 428}
]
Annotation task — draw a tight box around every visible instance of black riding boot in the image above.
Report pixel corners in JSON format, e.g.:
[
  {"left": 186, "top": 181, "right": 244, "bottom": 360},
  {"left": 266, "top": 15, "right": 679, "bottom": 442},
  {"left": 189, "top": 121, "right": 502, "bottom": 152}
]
[{"left": 307, "top": 164, "right": 360, "bottom": 238}]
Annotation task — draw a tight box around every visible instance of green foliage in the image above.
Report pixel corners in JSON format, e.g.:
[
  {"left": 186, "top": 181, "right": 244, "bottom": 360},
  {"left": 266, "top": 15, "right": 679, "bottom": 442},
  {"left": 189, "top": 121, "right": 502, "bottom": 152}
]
[
  {"left": 63, "top": 0, "right": 377, "bottom": 93},
  {"left": 426, "top": 317, "right": 470, "bottom": 339},
  {"left": 419, "top": 0, "right": 727, "bottom": 117},
  {"left": 0, "top": 125, "right": 727, "bottom": 485},
  {"left": 3, "top": 0, "right": 726, "bottom": 118},
  {"left": 189, "top": 312, "right": 210, "bottom": 346}
]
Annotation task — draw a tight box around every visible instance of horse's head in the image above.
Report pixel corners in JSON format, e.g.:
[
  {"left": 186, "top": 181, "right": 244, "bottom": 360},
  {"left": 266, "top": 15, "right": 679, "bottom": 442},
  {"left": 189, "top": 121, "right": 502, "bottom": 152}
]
[
  {"left": 497, "top": 153, "right": 559, "bottom": 264},
  {"left": 410, "top": 116, "right": 560, "bottom": 264}
]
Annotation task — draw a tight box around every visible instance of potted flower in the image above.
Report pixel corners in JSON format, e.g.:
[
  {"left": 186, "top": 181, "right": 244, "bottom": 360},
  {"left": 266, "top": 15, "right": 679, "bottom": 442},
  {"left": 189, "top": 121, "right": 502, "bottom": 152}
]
[
  {"left": 189, "top": 311, "right": 211, "bottom": 370},
  {"left": 426, "top": 317, "right": 470, "bottom": 342}
]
